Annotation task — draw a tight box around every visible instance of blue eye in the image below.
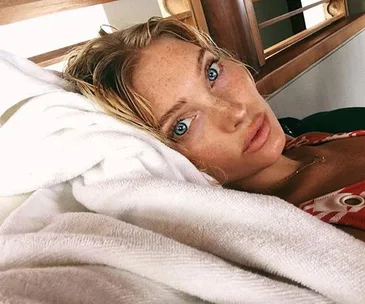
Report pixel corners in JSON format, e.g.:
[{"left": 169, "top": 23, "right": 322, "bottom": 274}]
[
  {"left": 207, "top": 62, "right": 220, "bottom": 82},
  {"left": 172, "top": 117, "right": 193, "bottom": 137}
]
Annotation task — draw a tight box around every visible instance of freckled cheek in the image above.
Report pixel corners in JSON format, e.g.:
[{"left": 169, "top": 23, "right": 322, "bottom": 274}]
[
  {"left": 186, "top": 141, "right": 228, "bottom": 166},
  {"left": 217, "top": 69, "right": 251, "bottom": 99},
  {"left": 187, "top": 122, "right": 238, "bottom": 165},
  {"left": 227, "top": 78, "right": 267, "bottom": 113},
  {"left": 180, "top": 118, "right": 215, "bottom": 159}
]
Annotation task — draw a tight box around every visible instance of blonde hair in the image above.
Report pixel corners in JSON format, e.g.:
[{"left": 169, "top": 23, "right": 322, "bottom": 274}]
[{"left": 64, "top": 17, "right": 253, "bottom": 145}]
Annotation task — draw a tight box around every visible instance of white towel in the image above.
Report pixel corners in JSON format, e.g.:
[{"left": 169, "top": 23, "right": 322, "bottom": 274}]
[{"left": 0, "top": 50, "right": 364, "bottom": 304}]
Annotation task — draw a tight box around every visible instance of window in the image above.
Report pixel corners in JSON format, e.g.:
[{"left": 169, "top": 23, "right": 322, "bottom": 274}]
[
  {"left": 248, "top": 0, "right": 349, "bottom": 64},
  {"left": 199, "top": 0, "right": 365, "bottom": 95}
]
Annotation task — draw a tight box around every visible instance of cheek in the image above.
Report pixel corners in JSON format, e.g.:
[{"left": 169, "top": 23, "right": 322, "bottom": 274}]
[
  {"left": 258, "top": 111, "right": 286, "bottom": 165},
  {"left": 219, "top": 63, "right": 252, "bottom": 90},
  {"left": 216, "top": 70, "right": 242, "bottom": 98},
  {"left": 266, "top": 104, "right": 285, "bottom": 140},
  {"left": 174, "top": 135, "right": 240, "bottom": 172}
]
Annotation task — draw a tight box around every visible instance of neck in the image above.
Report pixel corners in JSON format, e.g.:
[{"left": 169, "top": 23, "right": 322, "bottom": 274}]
[{"left": 227, "top": 154, "right": 303, "bottom": 194}]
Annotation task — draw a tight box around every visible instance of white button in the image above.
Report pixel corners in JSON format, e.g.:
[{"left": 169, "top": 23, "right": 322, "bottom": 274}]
[{"left": 338, "top": 194, "right": 365, "bottom": 207}]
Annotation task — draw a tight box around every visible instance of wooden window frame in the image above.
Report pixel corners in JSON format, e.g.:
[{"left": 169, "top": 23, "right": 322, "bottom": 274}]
[
  {"left": 243, "top": 0, "right": 350, "bottom": 65},
  {"left": 255, "top": 13, "right": 365, "bottom": 95},
  {"left": 200, "top": 0, "right": 365, "bottom": 95}
]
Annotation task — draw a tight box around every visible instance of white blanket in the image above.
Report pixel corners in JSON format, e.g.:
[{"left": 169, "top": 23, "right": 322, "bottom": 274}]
[{"left": 0, "top": 50, "right": 364, "bottom": 304}]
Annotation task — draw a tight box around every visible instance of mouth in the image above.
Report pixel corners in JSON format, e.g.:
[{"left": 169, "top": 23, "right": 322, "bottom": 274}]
[{"left": 243, "top": 113, "right": 271, "bottom": 153}]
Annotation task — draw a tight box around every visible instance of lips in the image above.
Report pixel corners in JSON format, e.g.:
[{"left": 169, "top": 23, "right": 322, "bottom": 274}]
[{"left": 243, "top": 113, "right": 271, "bottom": 153}]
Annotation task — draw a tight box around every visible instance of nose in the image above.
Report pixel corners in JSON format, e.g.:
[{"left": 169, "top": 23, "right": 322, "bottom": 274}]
[{"left": 211, "top": 98, "right": 246, "bottom": 133}]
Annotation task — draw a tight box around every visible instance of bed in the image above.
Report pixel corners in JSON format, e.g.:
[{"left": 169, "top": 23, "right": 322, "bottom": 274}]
[{"left": 1, "top": 2, "right": 365, "bottom": 303}]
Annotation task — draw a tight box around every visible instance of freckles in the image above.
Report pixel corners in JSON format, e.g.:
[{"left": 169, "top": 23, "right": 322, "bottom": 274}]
[
  {"left": 225, "top": 81, "right": 238, "bottom": 93},
  {"left": 166, "top": 76, "right": 176, "bottom": 88}
]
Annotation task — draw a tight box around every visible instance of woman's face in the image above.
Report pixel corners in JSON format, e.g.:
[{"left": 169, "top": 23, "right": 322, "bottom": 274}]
[{"left": 132, "top": 37, "right": 285, "bottom": 183}]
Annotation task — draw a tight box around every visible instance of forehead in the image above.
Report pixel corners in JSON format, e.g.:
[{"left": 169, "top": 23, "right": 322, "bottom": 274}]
[
  {"left": 132, "top": 38, "right": 202, "bottom": 115},
  {"left": 138, "top": 37, "right": 201, "bottom": 69}
]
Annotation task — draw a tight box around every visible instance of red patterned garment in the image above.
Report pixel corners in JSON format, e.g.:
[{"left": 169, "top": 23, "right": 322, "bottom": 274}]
[{"left": 285, "top": 130, "right": 365, "bottom": 231}]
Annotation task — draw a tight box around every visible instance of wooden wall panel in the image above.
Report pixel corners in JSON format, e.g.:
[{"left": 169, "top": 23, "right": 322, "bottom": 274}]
[{"left": 200, "top": 0, "right": 262, "bottom": 72}]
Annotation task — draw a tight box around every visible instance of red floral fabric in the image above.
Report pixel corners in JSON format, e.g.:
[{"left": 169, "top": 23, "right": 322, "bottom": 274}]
[{"left": 285, "top": 131, "right": 365, "bottom": 231}]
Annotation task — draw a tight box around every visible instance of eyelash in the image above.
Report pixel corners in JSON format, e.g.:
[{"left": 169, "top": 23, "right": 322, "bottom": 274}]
[
  {"left": 206, "top": 56, "right": 220, "bottom": 85},
  {"left": 170, "top": 117, "right": 192, "bottom": 142}
]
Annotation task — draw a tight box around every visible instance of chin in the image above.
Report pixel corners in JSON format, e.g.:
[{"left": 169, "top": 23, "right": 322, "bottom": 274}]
[{"left": 228, "top": 135, "right": 284, "bottom": 182}]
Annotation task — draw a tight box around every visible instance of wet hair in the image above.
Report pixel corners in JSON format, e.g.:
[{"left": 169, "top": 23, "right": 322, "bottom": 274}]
[{"left": 63, "top": 17, "right": 253, "bottom": 144}]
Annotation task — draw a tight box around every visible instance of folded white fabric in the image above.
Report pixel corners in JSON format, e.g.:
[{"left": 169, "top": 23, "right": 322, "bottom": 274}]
[{"left": 0, "top": 50, "right": 364, "bottom": 304}]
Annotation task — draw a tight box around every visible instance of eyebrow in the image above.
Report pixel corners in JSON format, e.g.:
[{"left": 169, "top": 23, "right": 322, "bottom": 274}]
[
  {"left": 159, "top": 99, "right": 187, "bottom": 127},
  {"left": 197, "top": 48, "right": 207, "bottom": 75}
]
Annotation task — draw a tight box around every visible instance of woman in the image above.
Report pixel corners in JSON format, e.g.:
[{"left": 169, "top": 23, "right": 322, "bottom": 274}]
[{"left": 64, "top": 17, "right": 365, "bottom": 241}]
